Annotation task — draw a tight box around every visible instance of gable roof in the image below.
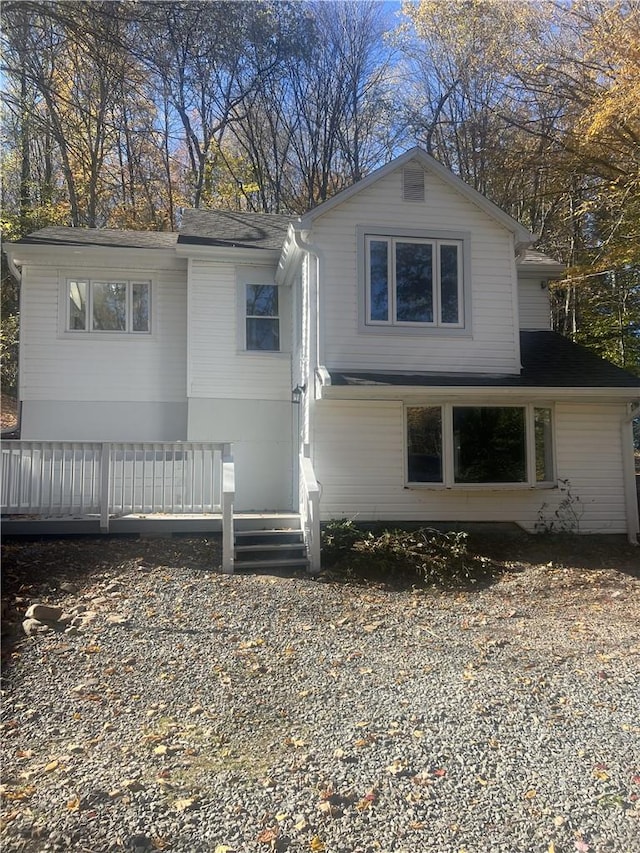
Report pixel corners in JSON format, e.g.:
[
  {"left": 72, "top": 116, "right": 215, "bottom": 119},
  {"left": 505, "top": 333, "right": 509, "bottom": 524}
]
[
  {"left": 296, "top": 147, "right": 536, "bottom": 248},
  {"left": 11, "top": 226, "right": 178, "bottom": 250},
  {"left": 178, "top": 209, "right": 290, "bottom": 250},
  {"left": 329, "top": 331, "right": 640, "bottom": 390}
]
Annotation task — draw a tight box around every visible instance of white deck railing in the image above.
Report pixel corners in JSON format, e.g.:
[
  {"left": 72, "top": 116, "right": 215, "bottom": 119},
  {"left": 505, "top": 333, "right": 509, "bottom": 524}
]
[
  {"left": 1, "top": 441, "right": 233, "bottom": 531},
  {"left": 300, "top": 453, "right": 321, "bottom": 573}
]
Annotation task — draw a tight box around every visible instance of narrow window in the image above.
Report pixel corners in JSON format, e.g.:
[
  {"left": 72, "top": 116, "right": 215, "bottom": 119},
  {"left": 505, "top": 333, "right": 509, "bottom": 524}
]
[
  {"left": 440, "top": 243, "right": 460, "bottom": 324},
  {"left": 132, "top": 282, "right": 151, "bottom": 332},
  {"left": 69, "top": 280, "right": 87, "bottom": 330},
  {"left": 246, "top": 284, "right": 279, "bottom": 351},
  {"left": 368, "top": 239, "right": 389, "bottom": 322},
  {"left": 407, "top": 406, "right": 443, "bottom": 483},
  {"left": 534, "top": 407, "right": 554, "bottom": 482},
  {"left": 453, "top": 407, "right": 526, "bottom": 483}
]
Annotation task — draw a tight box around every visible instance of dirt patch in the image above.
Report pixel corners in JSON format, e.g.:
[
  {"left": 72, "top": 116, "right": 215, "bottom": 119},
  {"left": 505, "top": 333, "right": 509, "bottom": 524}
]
[{"left": 1, "top": 393, "right": 18, "bottom": 431}]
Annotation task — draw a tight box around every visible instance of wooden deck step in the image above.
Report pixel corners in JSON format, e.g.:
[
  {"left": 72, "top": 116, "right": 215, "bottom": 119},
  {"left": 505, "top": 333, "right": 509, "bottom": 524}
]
[{"left": 233, "top": 518, "right": 308, "bottom": 572}]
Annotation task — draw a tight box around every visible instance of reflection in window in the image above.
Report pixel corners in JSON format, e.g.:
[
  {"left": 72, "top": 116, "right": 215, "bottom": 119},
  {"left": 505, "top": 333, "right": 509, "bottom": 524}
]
[
  {"left": 407, "top": 406, "right": 442, "bottom": 482},
  {"left": 535, "top": 407, "right": 554, "bottom": 481},
  {"left": 92, "top": 282, "right": 126, "bottom": 331},
  {"left": 66, "top": 279, "right": 150, "bottom": 333},
  {"left": 454, "top": 407, "right": 526, "bottom": 483},
  {"left": 246, "top": 284, "right": 279, "bottom": 351},
  {"left": 69, "top": 280, "right": 87, "bottom": 330}
]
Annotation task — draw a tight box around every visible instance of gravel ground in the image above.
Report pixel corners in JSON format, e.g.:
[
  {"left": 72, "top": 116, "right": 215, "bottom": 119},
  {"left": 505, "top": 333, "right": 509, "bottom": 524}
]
[{"left": 1, "top": 534, "right": 639, "bottom": 853}]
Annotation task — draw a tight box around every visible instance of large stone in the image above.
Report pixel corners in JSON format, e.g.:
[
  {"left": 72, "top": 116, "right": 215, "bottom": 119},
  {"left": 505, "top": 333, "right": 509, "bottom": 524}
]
[
  {"left": 22, "top": 618, "right": 49, "bottom": 636},
  {"left": 24, "top": 603, "right": 64, "bottom": 622}
]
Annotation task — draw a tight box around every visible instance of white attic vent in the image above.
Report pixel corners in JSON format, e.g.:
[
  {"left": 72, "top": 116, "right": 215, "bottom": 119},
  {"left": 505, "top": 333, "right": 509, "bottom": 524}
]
[{"left": 403, "top": 163, "right": 425, "bottom": 202}]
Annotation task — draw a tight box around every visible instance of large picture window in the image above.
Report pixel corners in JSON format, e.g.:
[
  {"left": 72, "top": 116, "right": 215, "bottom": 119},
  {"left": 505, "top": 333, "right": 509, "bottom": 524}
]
[
  {"left": 366, "top": 235, "right": 463, "bottom": 327},
  {"left": 406, "top": 404, "right": 554, "bottom": 487},
  {"left": 67, "top": 279, "right": 150, "bottom": 333}
]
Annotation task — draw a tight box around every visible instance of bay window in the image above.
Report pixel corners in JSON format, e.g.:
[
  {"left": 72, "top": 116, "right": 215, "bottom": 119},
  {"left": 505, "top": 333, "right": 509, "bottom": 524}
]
[{"left": 406, "top": 404, "right": 555, "bottom": 487}]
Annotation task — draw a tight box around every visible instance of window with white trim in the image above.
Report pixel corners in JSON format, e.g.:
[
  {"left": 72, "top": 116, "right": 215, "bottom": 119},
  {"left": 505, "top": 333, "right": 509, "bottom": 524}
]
[
  {"left": 245, "top": 283, "right": 280, "bottom": 351},
  {"left": 366, "top": 236, "right": 463, "bottom": 327},
  {"left": 67, "top": 279, "right": 150, "bottom": 333},
  {"left": 406, "top": 404, "right": 554, "bottom": 486}
]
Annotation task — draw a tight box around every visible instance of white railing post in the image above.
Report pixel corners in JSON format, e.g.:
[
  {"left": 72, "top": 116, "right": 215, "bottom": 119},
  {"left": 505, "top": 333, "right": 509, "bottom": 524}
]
[
  {"left": 100, "top": 443, "right": 110, "bottom": 533},
  {"left": 300, "top": 454, "right": 321, "bottom": 574},
  {"left": 222, "top": 443, "right": 235, "bottom": 574}
]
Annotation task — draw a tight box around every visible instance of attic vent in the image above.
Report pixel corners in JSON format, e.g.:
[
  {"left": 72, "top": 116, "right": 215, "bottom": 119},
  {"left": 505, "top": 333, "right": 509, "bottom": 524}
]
[{"left": 403, "top": 163, "right": 425, "bottom": 202}]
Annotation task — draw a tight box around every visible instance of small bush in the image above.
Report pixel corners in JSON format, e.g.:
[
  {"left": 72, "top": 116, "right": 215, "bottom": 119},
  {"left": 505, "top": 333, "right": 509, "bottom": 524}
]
[{"left": 321, "top": 521, "right": 493, "bottom": 587}]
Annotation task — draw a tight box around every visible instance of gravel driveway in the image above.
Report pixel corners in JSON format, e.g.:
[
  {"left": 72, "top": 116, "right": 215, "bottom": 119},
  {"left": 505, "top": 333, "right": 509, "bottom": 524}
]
[{"left": 1, "top": 536, "right": 639, "bottom": 853}]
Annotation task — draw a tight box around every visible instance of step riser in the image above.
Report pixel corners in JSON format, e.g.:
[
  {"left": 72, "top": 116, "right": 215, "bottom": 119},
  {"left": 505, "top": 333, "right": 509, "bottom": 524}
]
[{"left": 232, "top": 516, "right": 308, "bottom": 572}]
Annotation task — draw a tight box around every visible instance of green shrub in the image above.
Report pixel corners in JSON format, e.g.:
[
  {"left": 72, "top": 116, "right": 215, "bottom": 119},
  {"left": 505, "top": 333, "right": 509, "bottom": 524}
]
[{"left": 321, "top": 521, "right": 493, "bottom": 587}]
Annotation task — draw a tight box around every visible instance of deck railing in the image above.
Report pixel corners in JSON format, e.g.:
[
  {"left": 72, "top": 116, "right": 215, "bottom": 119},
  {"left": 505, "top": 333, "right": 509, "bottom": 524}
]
[
  {"left": 300, "top": 453, "right": 321, "bottom": 573},
  {"left": 1, "top": 441, "right": 233, "bottom": 532}
]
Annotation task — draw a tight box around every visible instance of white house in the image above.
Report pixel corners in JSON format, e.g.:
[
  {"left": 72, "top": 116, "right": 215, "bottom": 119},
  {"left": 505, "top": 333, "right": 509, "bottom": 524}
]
[{"left": 4, "top": 148, "right": 639, "bottom": 567}]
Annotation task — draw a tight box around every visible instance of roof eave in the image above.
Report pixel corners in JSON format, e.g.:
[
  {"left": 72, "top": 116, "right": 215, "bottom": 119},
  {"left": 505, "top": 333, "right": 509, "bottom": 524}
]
[
  {"left": 320, "top": 384, "right": 640, "bottom": 402},
  {"left": 175, "top": 243, "right": 281, "bottom": 263}
]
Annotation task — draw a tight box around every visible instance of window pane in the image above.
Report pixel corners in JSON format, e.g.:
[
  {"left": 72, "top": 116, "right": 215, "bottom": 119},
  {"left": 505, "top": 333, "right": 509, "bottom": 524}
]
[
  {"left": 396, "top": 241, "right": 433, "bottom": 322},
  {"left": 440, "top": 244, "right": 459, "bottom": 324},
  {"left": 369, "top": 239, "right": 389, "bottom": 321},
  {"left": 535, "top": 407, "right": 554, "bottom": 481},
  {"left": 246, "top": 284, "right": 278, "bottom": 317},
  {"left": 132, "top": 282, "right": 150, "bottom": 332},
  {"left": 92, "top": 282, "right": 126, "bottom": 331},
  {"left": 246, "top": 317, "right": 279, "bottom": 351},
  {"left": 69, "top": 280, "right": 87, "bottom": 330},
  {"left": 407, "top": 406, "right": 442, "bottom": 482},
  {"left": 454, "top": 407, "right": 526, "bottom": 483}
]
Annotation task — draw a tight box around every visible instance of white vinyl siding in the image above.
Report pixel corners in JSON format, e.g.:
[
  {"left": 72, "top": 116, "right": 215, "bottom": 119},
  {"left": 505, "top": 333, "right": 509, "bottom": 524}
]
[
  {"left": 19, "top": 261, "right": 186, "bottom": 405},
  {"left": 311, "top": 165, "right": 520, "bottom": 374},
  {"left": 188, "top": 260, "right": 290, "bottom": 401},
  {"left": 313, "top": 399, "right": 629, "bottom": 534},
  {"left": 518, "top": 278, "right": 552, "bottom": 329}
]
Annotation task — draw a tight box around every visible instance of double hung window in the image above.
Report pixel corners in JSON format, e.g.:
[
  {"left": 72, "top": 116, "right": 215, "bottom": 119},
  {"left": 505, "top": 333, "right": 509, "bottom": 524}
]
[
  {"left": 406, "top": 404, "right": 554, "bottom": 487},
  {"left": 245, "top": 284, "right": 279, "bottom": 351},
  {"left": 366, "top": 236, "right": 463, "bottom": 327},
  {"left": 67, "top": 279, "right": 150, "bottom": 333}
]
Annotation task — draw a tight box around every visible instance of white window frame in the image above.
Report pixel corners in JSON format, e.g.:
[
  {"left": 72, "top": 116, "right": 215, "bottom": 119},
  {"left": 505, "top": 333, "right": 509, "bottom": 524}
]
[
  {"left": 64, "top": 277, "right": 151, "bottom": 335},
  {"left": 405, "top": 402, "right": 556, "bottom": 488},
  {"left": 236, "top": 266, "right": 290, "bottom": 356},
  {"left": 358, "top": 226, "right": 472, "bottom": 337}
]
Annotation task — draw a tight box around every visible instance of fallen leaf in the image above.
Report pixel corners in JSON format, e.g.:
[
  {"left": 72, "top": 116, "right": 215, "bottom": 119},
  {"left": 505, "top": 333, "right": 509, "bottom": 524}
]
[
  {"left": 310, "top": 837, "right": 325, "bottom": 851},
  {"left": 153, "top": 745, "right": 168, "bottom": 756},
  {"left": 524, "top": 788, "right": 537, "bottom": 799},
  {"left": 173, "top": 797, "right": 197, "bottom": 812},
  {"left": 66, "top": 795, "right": 81, "bottom": 811},
  {"left": 256, "top": 826, "right": 279, "bottom": 844},
  {"left": 214, "top": 846, "right": 235, "bottom": 853},
  {"left": 44, "top": 760, "right": 59, "bottom": 772}
]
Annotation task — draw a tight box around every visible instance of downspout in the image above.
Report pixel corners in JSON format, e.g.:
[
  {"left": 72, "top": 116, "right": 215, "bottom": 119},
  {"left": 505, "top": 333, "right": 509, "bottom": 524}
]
[
  {"left": 622, "top": 401, "right": 640, "bottom": 544},
  {"left": 291, "top": 228, "right": 326, "bottom": 390},
  {"left": 6, "top": 252, "right": 23, "bottom": 285}
]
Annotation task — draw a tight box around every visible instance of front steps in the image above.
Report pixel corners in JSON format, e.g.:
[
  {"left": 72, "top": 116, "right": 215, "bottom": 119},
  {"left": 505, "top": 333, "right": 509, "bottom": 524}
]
[{"left": 233, "top": 514, "right": 309, "bottom": 572}]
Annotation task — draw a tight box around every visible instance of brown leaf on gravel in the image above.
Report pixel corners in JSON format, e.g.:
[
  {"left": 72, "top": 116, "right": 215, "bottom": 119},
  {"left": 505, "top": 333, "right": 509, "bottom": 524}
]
[{"left": 256, "top": 826, "right": 279, "bottom": 844}]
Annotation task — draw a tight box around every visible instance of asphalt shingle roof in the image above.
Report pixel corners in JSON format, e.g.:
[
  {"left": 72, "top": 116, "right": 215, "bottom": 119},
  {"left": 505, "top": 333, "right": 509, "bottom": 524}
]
[
  {"left": 14, "top": 226, "right": 178, "bottom": 250},
  {"left": 329, "top": 331, "right": 640, "bottom": 390},
  {"left": 177, "top": 209, "right": 291, "bottom": 250}
]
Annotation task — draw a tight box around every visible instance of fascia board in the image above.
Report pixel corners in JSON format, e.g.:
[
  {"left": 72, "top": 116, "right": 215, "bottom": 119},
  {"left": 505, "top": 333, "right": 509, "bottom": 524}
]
[
  {"left": 175, "top": 244, "right": 281, "bottom": 264},
  {"left": 320, "top": 384, "right": 640, "bottom": 403},
  {"left": 5, "top": 244, "right": 183, "bottom": 270},
  {"left": 298, "top": 147, "right": 536, "bottom": 246}
]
